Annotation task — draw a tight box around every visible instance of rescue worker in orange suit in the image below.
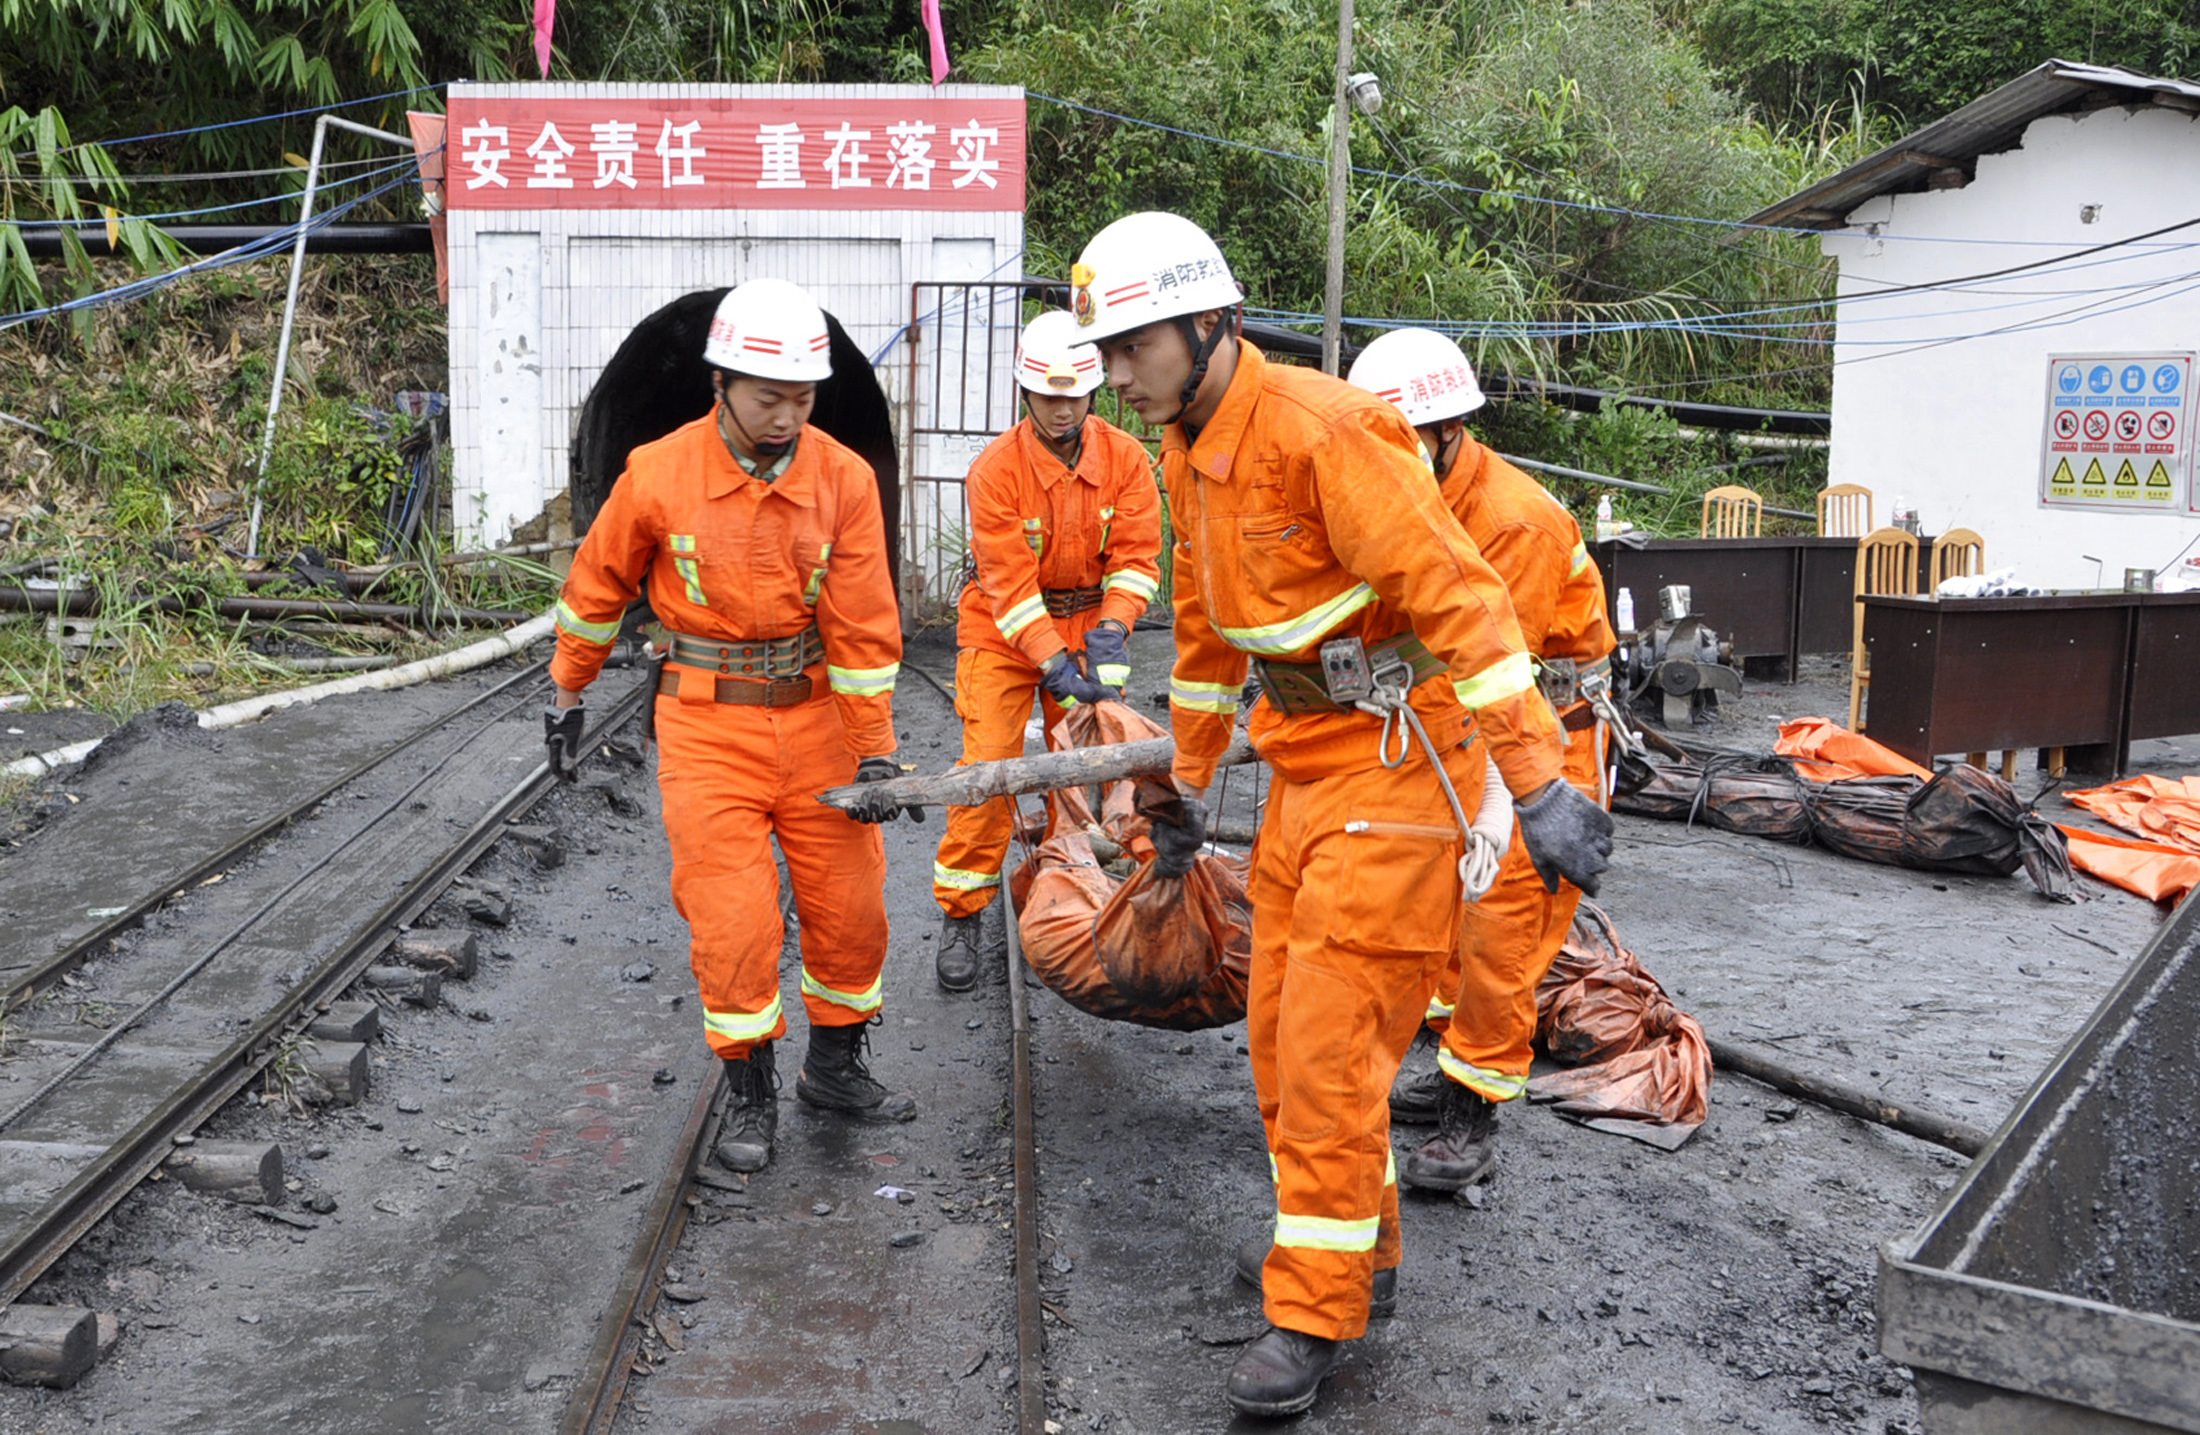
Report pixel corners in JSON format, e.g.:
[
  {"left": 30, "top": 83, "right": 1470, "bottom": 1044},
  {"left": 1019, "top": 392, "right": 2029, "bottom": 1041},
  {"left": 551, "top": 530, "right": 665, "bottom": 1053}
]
[
  {"left": 545, "top": 276, "right": 918, "bottom": 1178},
  {"left": 1348, "top": 327, "right": 1618, "bottom": 1195},
  {"left": 931, "top": 310, "right": 1163, "bottom": 990},
  {"left": 1073, "top": 213, "right": 1614, "bottom": 1417}
]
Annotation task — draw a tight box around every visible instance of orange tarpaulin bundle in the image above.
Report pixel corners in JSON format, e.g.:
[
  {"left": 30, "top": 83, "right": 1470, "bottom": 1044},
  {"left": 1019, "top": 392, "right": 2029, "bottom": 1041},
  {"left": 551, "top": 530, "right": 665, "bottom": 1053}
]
[
  {"left": 2057, "top": 775, "right": 2200, "bottom": 905},
  {"left": 1010, "top": 702, "right": 1254, "bottom": 1029},
  {"left": 1529, "top": 902, "right": 1710, "bottom": 1149},
  {"left": 1772, "top": 716, "right": 1932, "bottom": 783}
]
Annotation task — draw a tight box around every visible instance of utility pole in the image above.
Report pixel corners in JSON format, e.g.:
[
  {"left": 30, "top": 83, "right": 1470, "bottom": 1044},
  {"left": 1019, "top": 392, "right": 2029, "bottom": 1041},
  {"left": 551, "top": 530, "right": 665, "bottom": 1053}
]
[{"left": 1321, "top": 0, "right": 1353, "bottom": 376}]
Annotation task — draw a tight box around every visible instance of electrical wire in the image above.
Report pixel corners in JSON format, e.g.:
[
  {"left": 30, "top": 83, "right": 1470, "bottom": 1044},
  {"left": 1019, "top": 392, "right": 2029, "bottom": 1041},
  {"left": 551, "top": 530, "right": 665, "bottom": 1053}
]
[
  {"left": 29, "top": 156, "right": 419, "bottom": 228},
  {"left": 15, "top": 83, "right": 444, "bottom": 160}
]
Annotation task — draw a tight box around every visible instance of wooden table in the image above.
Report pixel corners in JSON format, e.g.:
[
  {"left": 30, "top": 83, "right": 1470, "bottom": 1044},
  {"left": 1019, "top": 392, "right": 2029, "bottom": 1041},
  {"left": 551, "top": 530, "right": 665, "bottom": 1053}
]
[
  {"left": 1860, "top": 591, "right": 2200, "bottom": 776},
  {"left": 1593, "top": 537, "right": 1863, "bottom": 679}
]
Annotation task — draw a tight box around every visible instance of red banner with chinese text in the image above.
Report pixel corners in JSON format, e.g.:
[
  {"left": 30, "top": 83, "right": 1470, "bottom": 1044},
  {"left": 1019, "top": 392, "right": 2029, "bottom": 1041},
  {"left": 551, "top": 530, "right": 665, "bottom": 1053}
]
[{"left": 444, "top": 94, "right": 1024, "bottom": 211}]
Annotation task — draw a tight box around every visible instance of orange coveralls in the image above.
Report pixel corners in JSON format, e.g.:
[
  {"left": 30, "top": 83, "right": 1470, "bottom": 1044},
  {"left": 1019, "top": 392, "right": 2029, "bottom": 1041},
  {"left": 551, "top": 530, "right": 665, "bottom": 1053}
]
[
  {"left": 1163, "top": 343, "right": 1564, "bottom": 1341},
  {"left": 931, "top": 414, "right": 1162, "bottom": 916},
  {"left": 551, "top": 415, "right": 902, "bottom": 1061},
  {"left": 1423, "top": 435, "right": 1617, "bottom": 1101}
]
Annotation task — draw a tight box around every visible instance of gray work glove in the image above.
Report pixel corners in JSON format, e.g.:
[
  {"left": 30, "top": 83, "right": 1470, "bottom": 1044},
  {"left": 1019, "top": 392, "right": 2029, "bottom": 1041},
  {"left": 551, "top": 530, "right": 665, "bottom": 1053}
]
[
  {"left": 544, "top": 703, "right": 585, "bottom": 782},
  {"left": 1141, "top": 783, "right": 1209, "bottom": 878},
  {"left": 1515, "top": 777, "right": 1614, "bottom": 896},
  {"left": 1040, "top": 650, "right": 1107, "bottom": 708},
  {"left": 846, "top": 755, "right": 922, "bottom": 825},
  {"left": 1081, "top": 620, "right": 1131, "bottom": 695}
]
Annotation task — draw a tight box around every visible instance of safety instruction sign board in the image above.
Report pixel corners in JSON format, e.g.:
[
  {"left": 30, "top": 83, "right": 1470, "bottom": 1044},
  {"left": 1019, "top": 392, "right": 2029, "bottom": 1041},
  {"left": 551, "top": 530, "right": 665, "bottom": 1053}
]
[{"left": 2040, "top": 352, "right": 2197, "bottom": 513}]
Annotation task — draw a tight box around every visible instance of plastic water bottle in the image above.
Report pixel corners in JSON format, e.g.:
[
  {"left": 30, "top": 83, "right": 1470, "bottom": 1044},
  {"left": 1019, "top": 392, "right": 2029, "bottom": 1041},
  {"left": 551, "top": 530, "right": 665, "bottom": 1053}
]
[
  {"left": 1595, "top": 494, "right": 1614, "bottom": 543},
  {"left": 1615, "top": 587, "right": 1636, "bottom": 632}
]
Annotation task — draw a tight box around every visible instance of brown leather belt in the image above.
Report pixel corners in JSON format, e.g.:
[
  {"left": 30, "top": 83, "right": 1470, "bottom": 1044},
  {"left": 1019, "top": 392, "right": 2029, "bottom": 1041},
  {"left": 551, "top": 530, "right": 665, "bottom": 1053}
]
[
  {"left": 1042, "top": 585, "right": 1105, "bottom": 617},
  {"left": 1253, "top": 634, "right": 1445, "bottom": 715},
  {"left": 658, "top": 624, "right": 822, "bottom": 707},
  {"left": 657, "top": 665, "right": 815, "bottom": 707},
  {"left": 1560, "top": 701, "right": 1599, "bottom": 732}
]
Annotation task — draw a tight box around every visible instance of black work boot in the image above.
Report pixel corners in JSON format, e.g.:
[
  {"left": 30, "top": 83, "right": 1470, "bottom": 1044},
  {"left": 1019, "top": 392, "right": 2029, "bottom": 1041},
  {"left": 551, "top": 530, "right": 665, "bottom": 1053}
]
[
  {"left": 1388, "top": 1066, "right": 1447, "bottom": 1125},
  {"left": 1401, "top": 1080, "right": 1500, "bottom": 1193},
  {"left": 797, "top": 1021, "right": 918, "bottom": 1122},
  {"left": 714, "top": 1042, "right": 779, "bottom": 1174},
  {"left": 1233, "top": 1234, "right": 1396, "bottom": 1318},
  {"left": 1226, "top": 1326, "right": 1341, "bottom": 1417},
  {"left": 936, "top": 910, "right": 982, "bottom": 992}
]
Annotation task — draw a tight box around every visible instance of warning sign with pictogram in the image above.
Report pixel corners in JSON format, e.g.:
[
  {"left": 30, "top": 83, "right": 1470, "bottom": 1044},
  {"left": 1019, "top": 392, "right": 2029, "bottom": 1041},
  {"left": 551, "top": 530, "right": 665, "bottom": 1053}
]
[{"left": 2042, "top": 351, "right": 2200, "bottom": 513}]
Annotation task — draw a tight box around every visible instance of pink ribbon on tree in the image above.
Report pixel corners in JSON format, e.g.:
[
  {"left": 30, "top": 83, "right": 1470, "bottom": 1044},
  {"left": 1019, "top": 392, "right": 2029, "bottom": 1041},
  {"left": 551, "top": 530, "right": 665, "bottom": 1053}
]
[
  {"left": 533, "top": 0, "right": 556, "bottom": 78},
  {"left": 921, "top": 0, "right": 952, "bottom": 84}
]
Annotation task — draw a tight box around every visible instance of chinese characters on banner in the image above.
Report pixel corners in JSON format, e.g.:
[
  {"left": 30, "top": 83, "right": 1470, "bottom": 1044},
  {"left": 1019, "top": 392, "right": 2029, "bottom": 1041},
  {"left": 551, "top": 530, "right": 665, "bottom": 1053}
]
[{"left": 444, "top": 95, "right": 1025, "bottom": 211}]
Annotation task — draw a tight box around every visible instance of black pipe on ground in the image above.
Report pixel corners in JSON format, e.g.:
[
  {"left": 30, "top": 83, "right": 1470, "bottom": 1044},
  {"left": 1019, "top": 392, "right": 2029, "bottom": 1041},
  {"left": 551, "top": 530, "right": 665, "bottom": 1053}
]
[{"left": 0, "top": 585, "right": 527, "bottom": 628}]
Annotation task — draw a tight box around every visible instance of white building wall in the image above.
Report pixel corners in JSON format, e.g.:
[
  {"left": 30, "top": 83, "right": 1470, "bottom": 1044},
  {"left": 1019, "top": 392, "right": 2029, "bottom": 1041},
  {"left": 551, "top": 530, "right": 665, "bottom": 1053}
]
[
  {"left": 1825, "top": 103, "right": 2200, "bottom": 589},
  {"left": 445, "top": 83, "right": 1023, "bottom": 591}
]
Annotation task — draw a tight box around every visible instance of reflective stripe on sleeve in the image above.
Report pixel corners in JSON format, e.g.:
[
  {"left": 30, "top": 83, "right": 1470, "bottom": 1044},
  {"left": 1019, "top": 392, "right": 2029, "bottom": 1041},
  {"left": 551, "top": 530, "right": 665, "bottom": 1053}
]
[
  {"left": 1437, "top": 1048, "right": 1530, "bottom": 1102},
  {"left": 703, "top": 992, "right": 784, "bottom": 1045},
  {"left": 1569, "top": 541, "right": 1590, "bottom": 576},
  {"left": 1214, "top": 582, "right": 1377, "bottom": 656},
  {"left": 828, "top": 663, "right": 899, "bottom": 697},
  {"left": 1103, "top": 569, "right": 1159, "bottom": 601},
  {"left": 801, "top": 967, "right": 883, "bottom": 1014},
  {"left": 555, "top": 599, "right": 621, "bottom": 646},
  {"left": 1170, "top": 676, "right": 1240, "bottom": 714},
  {"left": 933, "top": 861, "right": 1002, "bottom": 892},
  {"left": 997, "top": 593, "right": 1048, "bottom": 640},
  {"left": 1453, "top": 650, "right": 1536, "bottom": 710},
  {"left": 1274, "top": 1211, "right": 1381, "bottom": 1253}
]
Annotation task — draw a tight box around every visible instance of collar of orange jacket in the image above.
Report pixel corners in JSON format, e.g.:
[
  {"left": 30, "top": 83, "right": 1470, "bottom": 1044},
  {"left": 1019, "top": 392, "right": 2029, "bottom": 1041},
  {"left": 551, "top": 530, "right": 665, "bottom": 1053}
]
[
  {"left": 1015, "top": 415, "right": 1098, "bottom": 488},
  {"left": 1437, "top": 427, "right": 1494, "bottom": 512},
  {"left": 701, "top": 419, "right": 819, "bottom": 507},
  {"left": 1161, "top": 339, "right": 1264, "bottom": 481}
]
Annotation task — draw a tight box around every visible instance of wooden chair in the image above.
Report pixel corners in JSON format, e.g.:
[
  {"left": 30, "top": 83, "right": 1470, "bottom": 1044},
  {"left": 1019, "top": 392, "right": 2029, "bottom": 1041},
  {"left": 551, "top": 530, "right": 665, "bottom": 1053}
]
[
  {"left": 1849, "top": 527, "right": 1920, "bottom": 732},
  {"left": 1817, "top": 483, "right": 1873, "bottom": 538},
  {"left": 1930, "top": 527, "right": 1985, "bottom": 589},
  {"left": 1700, "top": 484, "right": 1763, "bottom": 538}
]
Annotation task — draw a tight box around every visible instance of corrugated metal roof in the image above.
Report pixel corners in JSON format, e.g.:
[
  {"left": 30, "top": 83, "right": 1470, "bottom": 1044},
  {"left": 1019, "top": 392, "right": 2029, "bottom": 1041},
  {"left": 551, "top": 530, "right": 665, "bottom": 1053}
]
[{"left": 1741, "top": 60, "right": 2200, "bottom": 232}]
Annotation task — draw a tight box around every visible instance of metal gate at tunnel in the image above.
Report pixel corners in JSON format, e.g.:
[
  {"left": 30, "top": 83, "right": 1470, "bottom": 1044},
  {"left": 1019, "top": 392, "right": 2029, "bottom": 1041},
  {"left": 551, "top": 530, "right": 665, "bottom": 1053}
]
[{"left": 897, "top": 279, "right": 1162, "bottom": 622}]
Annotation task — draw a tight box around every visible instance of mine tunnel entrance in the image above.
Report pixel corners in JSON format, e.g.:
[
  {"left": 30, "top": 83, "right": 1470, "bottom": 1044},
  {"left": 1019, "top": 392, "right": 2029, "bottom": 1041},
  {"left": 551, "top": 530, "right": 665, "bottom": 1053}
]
[{"left": 568, "top": 288, "right": 902, "bottom": 592}]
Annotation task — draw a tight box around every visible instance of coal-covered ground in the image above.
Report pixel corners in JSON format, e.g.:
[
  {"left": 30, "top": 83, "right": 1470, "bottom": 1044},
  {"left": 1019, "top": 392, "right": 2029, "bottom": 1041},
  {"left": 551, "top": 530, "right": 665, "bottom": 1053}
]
[{"left": 0, "top": 632, "right": 2183, "bottom": 1434}]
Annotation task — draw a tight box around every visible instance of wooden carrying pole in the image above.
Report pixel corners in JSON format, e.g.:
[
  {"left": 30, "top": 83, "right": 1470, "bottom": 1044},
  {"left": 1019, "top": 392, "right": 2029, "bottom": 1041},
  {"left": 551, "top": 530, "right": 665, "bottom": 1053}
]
[{"left": 817, "top": 731, "right": 1256, "bottom": 814}]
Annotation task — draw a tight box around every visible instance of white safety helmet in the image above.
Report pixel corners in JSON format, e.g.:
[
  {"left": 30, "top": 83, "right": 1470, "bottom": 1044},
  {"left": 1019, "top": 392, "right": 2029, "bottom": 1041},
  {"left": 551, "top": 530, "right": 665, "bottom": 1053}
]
[
  {"left": 1346, "top": 327, "right": 1486, "bottom": 427},
  {"left": 701, "top": 277, "right": 833, "bottom": 383},
  {"left": 1015, "top": 310, "right": 1103, "bottom": 397},
  {"left": 1070, "top": 211, "right": 1242, "bottom": 344}
]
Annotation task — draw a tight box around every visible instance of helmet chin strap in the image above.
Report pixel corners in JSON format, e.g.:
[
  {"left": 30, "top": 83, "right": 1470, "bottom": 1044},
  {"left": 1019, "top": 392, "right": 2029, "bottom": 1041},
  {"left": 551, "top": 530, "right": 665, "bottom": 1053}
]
[
  {"left": 1171, "top": 310, "right": 1237, "bottom": 422},
  {"left": 718, "top": 388, "right": 791, "bottom": 461}
]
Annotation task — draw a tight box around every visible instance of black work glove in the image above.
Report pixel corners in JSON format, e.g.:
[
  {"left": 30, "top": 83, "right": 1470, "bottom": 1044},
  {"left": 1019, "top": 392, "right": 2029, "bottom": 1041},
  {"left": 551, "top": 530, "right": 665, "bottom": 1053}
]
[
  {"left": 846, "top": 755, "right": 922, "bottom": 824},
  {"left": 1039, "top": 650, "right": 1107, "bottom": 708},
  {"left": 1142, "top": 784, "right": 1209, "bottom": 878},
  {"left": 1081, "top": 620, "right": 1131, "bottom": 696},
  {"left": 1515, "top": 778, "right": 1615, "bottom": 896},
  {"left": 544, "top": 703, "right": 585, "bottom": 782}
]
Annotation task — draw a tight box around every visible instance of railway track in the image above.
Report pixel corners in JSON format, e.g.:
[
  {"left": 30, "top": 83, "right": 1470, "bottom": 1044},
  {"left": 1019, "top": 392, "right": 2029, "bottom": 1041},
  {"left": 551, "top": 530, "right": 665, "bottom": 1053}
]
[
  {"left": 0, "top": 661, "right": 649, "bottom": 1316},
  {"left": 562, "top": 660, "right": 1058, "bottom": 1435}
]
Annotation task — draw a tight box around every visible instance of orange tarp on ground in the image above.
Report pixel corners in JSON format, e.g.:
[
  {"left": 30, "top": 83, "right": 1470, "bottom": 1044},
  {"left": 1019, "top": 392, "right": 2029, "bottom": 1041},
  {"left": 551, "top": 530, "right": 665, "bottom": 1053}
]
[
  {"left": 2058, "top": 775, "right": 2200, "bottom": 905},
  {"left": 1773, "top": 716, "right": 1933, "bottom": 783}
]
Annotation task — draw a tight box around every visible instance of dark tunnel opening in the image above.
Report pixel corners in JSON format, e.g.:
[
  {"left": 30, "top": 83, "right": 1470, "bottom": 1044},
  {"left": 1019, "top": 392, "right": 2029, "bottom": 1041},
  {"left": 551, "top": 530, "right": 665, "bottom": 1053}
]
[{"left": 569, "top": 289, "right": 902, "bottom": 592}]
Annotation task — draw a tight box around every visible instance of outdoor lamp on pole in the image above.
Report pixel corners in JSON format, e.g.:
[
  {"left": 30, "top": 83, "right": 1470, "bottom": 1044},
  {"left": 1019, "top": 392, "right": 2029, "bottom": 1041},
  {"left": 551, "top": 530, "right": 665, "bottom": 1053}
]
[{"left": 1321, "top": 27, "right": 1380, "bottom": 375}]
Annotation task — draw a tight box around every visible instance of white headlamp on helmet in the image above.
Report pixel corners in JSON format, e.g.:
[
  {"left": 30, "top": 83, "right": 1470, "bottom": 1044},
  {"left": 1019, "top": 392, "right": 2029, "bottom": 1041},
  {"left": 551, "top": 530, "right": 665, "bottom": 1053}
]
[
  {"left": 1346, "top": 327, "right": 1486, "bottom": 428},
  {"left": 1070, "top": 211, "right": 1243, "bottom": 344},
  {"left": 1015, "top": 311, "right": 1103, "bottom": 397},
  {"left": 702, "top": 277, "right": 834, "bottom": 383}
]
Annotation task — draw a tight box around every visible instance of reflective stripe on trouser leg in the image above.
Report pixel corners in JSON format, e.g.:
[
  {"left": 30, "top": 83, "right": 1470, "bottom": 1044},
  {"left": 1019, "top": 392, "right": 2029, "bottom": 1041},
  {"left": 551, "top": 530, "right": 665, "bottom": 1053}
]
[
  {"left": 656, "top": 698, "right": 801, "bottom": 1060},
  {"left": 1248, "top": 751, "right": 1480, "bottom": 1339},
  {"left": 933, "top": 647, "right": 1049, "bottom": 919},
  {"left": 1440, "top": 816, "right": 1579, "bottom": 1101}
]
